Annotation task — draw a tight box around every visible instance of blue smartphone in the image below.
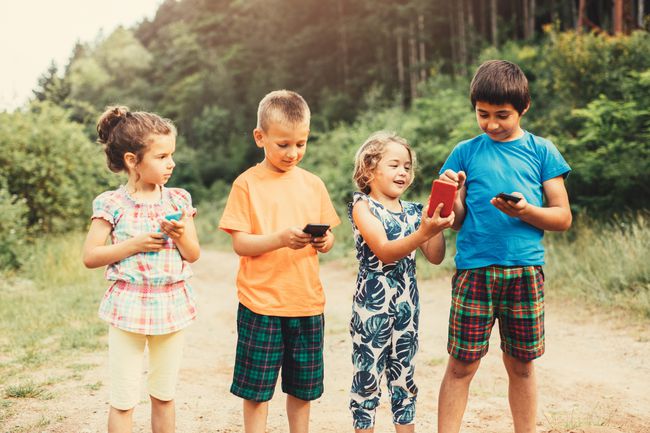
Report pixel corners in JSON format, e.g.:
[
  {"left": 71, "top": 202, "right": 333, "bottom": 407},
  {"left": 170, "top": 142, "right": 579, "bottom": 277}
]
[{"left": 160, "top": 211, "right": 183, "bottom": 239}]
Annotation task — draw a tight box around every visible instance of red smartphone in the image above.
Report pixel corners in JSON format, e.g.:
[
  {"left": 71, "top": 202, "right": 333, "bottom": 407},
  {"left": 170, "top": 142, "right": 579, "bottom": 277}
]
[{"left": 428, "top": 180, "right": 456, "bottom": 218}]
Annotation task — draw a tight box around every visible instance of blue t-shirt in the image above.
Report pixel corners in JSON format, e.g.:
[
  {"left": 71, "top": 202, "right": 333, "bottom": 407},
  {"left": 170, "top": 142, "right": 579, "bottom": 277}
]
[{"left": 440, "top": 131, "right": 571, "bottom": 269}]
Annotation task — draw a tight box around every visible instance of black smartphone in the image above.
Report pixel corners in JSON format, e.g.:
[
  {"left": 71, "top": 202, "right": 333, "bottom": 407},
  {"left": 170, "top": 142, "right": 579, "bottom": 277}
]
[
  {"left": 303, "top": 224, "right": 330, "bottom": 237},
  {"left": 496, "top": 192, "right": 522, "bottom": 203}
]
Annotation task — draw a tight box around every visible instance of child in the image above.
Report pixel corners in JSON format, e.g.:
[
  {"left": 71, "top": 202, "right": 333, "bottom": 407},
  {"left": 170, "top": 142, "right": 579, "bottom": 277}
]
[
  {"left": 218, "top": 90, "right": 341, "bottom": 433},
  {"left": 436, "top": 60, "right": 572, "bottom": 433},
  {"left": 348, "top": 131, "right": 455, "bottom": 432},
  {"left": 82, "top": 106, "right": 200, "bottom": 433}
]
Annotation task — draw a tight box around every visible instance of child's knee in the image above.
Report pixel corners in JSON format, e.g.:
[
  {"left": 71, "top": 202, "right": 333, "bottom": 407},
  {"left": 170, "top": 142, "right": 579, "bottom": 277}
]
[
  {"left": 446, "top": 356, "right": 480, "bottom": 380},
  {"left": 503, "top": 354, "right": 535, "bottom": 378}
]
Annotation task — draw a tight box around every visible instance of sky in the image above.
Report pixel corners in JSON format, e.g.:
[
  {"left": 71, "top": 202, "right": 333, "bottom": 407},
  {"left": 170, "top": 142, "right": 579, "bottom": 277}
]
[{"left": 0, "top": 0, "right": 165, "bottom": 111}]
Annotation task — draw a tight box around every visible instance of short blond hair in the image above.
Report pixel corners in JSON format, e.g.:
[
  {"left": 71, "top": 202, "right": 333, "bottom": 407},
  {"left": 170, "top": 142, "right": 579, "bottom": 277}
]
[
  {"left": 353, "top": 131, "right": 417, "bottom": 194},
  {"left": 256, "top": 90, "right": 311, "bottom": 130}
]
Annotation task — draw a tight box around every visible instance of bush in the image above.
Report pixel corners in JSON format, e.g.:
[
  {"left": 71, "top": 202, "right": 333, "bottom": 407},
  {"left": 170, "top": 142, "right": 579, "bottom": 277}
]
[
  {"left": 0, "top": 179, "right": 28, "bottom": 269},
  {"left": 0, "top": 102, "right": 114, "bottom": 235}
]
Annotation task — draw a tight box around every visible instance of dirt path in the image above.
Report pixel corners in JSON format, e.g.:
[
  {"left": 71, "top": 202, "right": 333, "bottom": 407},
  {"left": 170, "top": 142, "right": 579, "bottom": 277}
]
[{"left": 7, "top": 250, "right": 650, "bottom": 432}]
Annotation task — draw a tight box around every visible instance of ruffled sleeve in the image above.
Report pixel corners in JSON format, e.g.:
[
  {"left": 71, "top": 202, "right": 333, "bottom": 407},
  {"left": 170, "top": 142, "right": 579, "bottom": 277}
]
[
  {"left": 168, "top": 188, "right": 197, "bottom": 218},
  {"left": 348, "top": 191, "right": 384, "bottom": 225},
  {"left": 91, "top": 191, "right": 118, "bottom": 226}
]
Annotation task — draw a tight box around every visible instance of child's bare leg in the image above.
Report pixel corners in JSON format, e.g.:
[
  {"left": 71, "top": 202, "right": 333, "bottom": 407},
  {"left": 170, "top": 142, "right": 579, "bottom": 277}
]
[
  {"left": 503, "top": 353, "right": 537, "bottom": 433},
  {"left": 286, "top": 394, "right": 310, "bottom": 433},
  {"left": 394, "top": 423, "right": 415, "bottom": 433},
  {"left": 355, "top": 428, "right": 373, "bottom": 433},
  {"left": 151, "top": 396, "right": 175, "bottom": 433},
  {"left": 108, "top": 406, "right": 133, "bottom": 433},
  {"left": 244, "top": 399, "right": 269, "bottom": 433},
  {"left": 437, "top": 356, "right": 481, "bottom": 433}
]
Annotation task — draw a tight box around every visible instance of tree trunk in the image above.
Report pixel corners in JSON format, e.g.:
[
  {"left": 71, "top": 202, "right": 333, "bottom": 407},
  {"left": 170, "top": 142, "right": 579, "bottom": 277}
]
[
  {"left": 550, "top": 0, "right": 557, "bottom": 24},
  {"left": 523, "top": 0, "right": 530, "bottom": 38},
  {"left": 457, "top": 0, "right": 468, "bottom": 76},
  {"left": 639, "top": 0, "right": 645, "bottom": 28},
  {"left": 530, "top": 0, "right": 536, "bottom": 37},
  {"left": 336, "top": 0, "right": 349, "bottom": 89},
  {"left": 577, "top": 0, "right": 586, "bottom": 33},
  {"left": 491, "top": 0, "right": 498, "bottom": 46},
  {"left": 571, "top": 0, "right": 578, "bottom": 29},
  {"left": 613, "top": 0, "right": 623, "bottom": 34},
  {"left": 449, "top": 3, "right": 458, "bottom": 75},
  {"left": 418, "top": 14, "right": 426, "bottom": 83},
  {"left": 408, "top": 22, "right": 418, "bottom": 101},
  {"left": 397, "top": 31, "right": 405, "bottom": 105}
]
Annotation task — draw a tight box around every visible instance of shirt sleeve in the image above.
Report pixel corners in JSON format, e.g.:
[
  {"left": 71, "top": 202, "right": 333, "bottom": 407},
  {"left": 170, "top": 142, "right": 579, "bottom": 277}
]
[
  {"left": 170, "top": 188, "right": 197, "bottom": 217},
  {"left": 91, "top": 192, "right": 117, "bottom": 226},
  {"left": 439, "top": 143, "right": 465, "bottom": 175},
  {"left": 218, "top": 179, "right": 252, "bottom": 234},
  {"left": 319, "top": 180, "right": 341, "bottom": 229},
  {"left": 541, "top": 140, "right": 571, "bottom": 182}
]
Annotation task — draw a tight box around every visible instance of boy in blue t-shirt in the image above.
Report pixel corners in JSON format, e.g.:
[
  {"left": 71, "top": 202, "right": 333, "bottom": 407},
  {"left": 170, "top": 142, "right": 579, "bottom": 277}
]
[{"left": 437, "top": 60, "right": 572, "bottom": 433}]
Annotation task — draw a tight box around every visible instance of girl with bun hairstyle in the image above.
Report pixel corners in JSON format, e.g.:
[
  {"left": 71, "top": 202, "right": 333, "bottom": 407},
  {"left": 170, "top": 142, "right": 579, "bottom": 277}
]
[{"left": 83, "top": 106, "right": 200, "bottom": 432}]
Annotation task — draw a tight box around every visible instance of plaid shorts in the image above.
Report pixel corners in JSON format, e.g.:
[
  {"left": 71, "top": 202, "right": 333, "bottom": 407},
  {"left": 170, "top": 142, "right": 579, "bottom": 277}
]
[
  {"left": 447, "top": 266, "right": 545, "bottom": 362},
  {"left": 230, "top": 303, "right": 325, "bottom": 402}
]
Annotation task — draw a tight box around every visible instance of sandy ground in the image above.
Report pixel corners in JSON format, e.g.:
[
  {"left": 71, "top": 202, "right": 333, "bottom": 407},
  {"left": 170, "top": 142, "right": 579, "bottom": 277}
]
[{"left": 4, "top": 249, "right": 650, "bottom": 433}]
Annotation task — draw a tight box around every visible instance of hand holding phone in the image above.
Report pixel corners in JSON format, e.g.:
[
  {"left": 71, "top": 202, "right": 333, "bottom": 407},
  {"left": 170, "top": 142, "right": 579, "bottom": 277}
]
[
  {"left": 303, "top": 224, "right": 330, "bottom": 238},
  {"left": 160, "top": 210, "right": 184, "bottom": 239},
  {"left": 428, "top": 180, "right": 456, "bottom": 218},
  {"left": 495, "top": 192, "right": 522, "bottom": 203}
]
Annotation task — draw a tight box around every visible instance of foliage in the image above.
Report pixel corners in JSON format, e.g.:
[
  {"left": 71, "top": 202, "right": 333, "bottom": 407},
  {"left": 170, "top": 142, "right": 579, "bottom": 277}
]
[
  {"left": 0, "top": 102, "right": 113, "bottom": 235},
  {"left": 0, "top": 179, "right": 28, "bottom": 269},
  {"left": 545, "top": 213, "right": 650, "bottom": 318}
]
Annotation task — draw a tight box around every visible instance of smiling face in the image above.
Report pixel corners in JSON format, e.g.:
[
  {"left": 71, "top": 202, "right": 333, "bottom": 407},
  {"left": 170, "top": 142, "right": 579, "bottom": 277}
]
[
  {"left": 254, "top": 119, "right": 310, "bottom": 173},
  {"left": 368, "top": 141, "right": 413, "bottom": 200},
  {"left": 475, "top": 100, "right": 528, "bottom": 142},
  {"left": 131, "top": 133, "right": 176, "bottom": 185}
]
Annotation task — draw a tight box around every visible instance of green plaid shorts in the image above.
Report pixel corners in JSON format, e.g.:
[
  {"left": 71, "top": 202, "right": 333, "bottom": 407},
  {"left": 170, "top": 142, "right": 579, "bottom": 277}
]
[
  {"left": 448, "top": 266, "right": 545, "bottom": 362},
  {"left": 230, "top": 303, "right": 325, "bottom": 402}
]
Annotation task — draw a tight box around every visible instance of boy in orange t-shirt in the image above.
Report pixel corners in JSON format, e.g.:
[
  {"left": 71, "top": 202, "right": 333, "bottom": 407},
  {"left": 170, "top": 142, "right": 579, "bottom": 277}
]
[{"left": 218, "top": 89, "right": 340, "bottom": 433}]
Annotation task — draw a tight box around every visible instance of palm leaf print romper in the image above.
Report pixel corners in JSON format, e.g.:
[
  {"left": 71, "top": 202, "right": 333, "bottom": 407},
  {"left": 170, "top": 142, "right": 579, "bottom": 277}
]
[{"left": 348, "top": 192, "right": 422, "bottom": 429}]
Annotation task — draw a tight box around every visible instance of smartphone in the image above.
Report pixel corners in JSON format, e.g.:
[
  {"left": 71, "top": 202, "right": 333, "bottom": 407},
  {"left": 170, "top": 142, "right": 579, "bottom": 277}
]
[
  {"left": 164, "top": 210, "right": 183, "bottom": 222},
  {"left": 303, "top": 224, "right": 330, "bottom": 237},
  {"left": 159, "top": 211, "right": 183, "bottom": 239},
  {"left": 428, "top": 180, "right": 456, "bottom": 218},
  {"left": 496, "top": 192, "right": 522, "bottom": 203}
]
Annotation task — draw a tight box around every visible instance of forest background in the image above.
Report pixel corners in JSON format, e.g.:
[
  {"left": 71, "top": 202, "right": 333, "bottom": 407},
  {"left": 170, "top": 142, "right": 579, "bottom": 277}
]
[{"left": 0, "top": 1, "right": 649, "bottom": 427}]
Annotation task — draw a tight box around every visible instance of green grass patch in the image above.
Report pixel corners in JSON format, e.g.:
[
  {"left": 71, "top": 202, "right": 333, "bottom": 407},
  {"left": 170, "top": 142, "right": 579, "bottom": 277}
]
[
  {"left": 0, "top": 232, "right": 107, "bottom": 385},
  {"left": 544, "top": 213, "right": 650, "bottom": 317},
  {"left": 4, "top": 381, "right": 47, "bottom": 399}
]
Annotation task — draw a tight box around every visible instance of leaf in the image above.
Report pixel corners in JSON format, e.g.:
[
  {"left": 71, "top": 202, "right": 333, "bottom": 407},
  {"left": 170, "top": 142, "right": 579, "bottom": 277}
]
[
  {"left": 396, "top": 331, "right": 418, "bottom": 366},
  {"left": 394, "top": 302, "right": 412, "bottom": 331},
  {"left": 354, "top": 276, "right": 386, "bottom": 312},
  {"left": 352, "top": 342, "right": 375, "bottom": 371},
  {"left": 351, "top": 371, "right": 377, "bottom": 398},
  {"left": 361, "top": 313, "right": 391, "bottom": 349}
]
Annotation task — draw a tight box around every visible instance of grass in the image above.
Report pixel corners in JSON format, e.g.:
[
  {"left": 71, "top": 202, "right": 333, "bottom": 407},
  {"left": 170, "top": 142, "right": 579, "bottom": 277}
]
[
  {"left": 0, "top": 232, "right": 106, "bottom": 390},
  {"left": 544, "top": 212, "right": 650, "bottom": 317}
]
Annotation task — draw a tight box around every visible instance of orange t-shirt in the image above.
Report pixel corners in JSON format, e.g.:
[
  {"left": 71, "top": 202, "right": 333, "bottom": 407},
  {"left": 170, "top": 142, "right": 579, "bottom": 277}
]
[{"left": 218, "top": 164, "right": 341, "bottom": 316}]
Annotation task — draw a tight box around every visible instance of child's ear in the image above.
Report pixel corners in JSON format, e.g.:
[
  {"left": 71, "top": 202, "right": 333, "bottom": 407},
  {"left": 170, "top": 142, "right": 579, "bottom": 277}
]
[
  {"left": 521, "top": 103, "right": 531, "bottom": 116},
  {"left": 253, "top": 128, "right": 265, "bottom": 148},
  {"left": 124, "top": 152, "right": 138, "bottom": 170}
]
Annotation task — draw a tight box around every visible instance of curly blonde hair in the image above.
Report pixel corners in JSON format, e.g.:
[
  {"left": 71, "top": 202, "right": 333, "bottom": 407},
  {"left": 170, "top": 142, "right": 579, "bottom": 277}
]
[{"left": 352, "top": 131, "right": 416, "bottom": 194}]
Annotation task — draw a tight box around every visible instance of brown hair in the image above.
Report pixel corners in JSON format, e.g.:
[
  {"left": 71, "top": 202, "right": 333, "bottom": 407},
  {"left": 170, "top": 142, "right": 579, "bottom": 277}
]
[
  {"left": 353, "top": 131, "right": 416, "bottom": 194},
  {"left": 470, "top": 60, "right": 530, "bottom": 115},
  {"left": 256, "top": 90, "right": 310, "bottom": 131},
  {"left": 96, "top": 106, "right": 177, "bottom": 173}
]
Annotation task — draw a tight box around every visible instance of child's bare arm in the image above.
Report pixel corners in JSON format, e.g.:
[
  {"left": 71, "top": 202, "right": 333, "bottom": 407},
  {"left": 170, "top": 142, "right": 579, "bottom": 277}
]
[
  {"left": 82, "top": 219, "right": 165, "bottom": 268},
  {"left": 353, "top": 201, "right": 449, "bottom": 264},
  {"left": 420, "top": 232, "right": 446, "bottom": 264},
  {"left": 230, "top": 227, "right": 311, "bottom": 257},
  {"left": 491, "top": 175, "right": 572, "bottom": 231},
  {"left": 439, "top": 169, "right": 467, "bottom": 230}
]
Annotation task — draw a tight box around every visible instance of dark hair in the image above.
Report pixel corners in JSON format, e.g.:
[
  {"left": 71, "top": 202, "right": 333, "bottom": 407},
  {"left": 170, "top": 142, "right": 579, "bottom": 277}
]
[
  {"left": 256, "top": 90, "right": 311, "bottom": 131},
  {"left": 470, "top": 60, "right": 530, "bottom": 115},
  {"left": 96, "top": 106, "right": 177, "bottom": 173}
]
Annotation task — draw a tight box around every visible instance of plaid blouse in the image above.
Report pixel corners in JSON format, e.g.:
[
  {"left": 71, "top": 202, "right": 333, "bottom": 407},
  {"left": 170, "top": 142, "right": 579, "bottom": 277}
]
[{"left": 92, "top": 185, "right": 197, "bottom": 335}]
